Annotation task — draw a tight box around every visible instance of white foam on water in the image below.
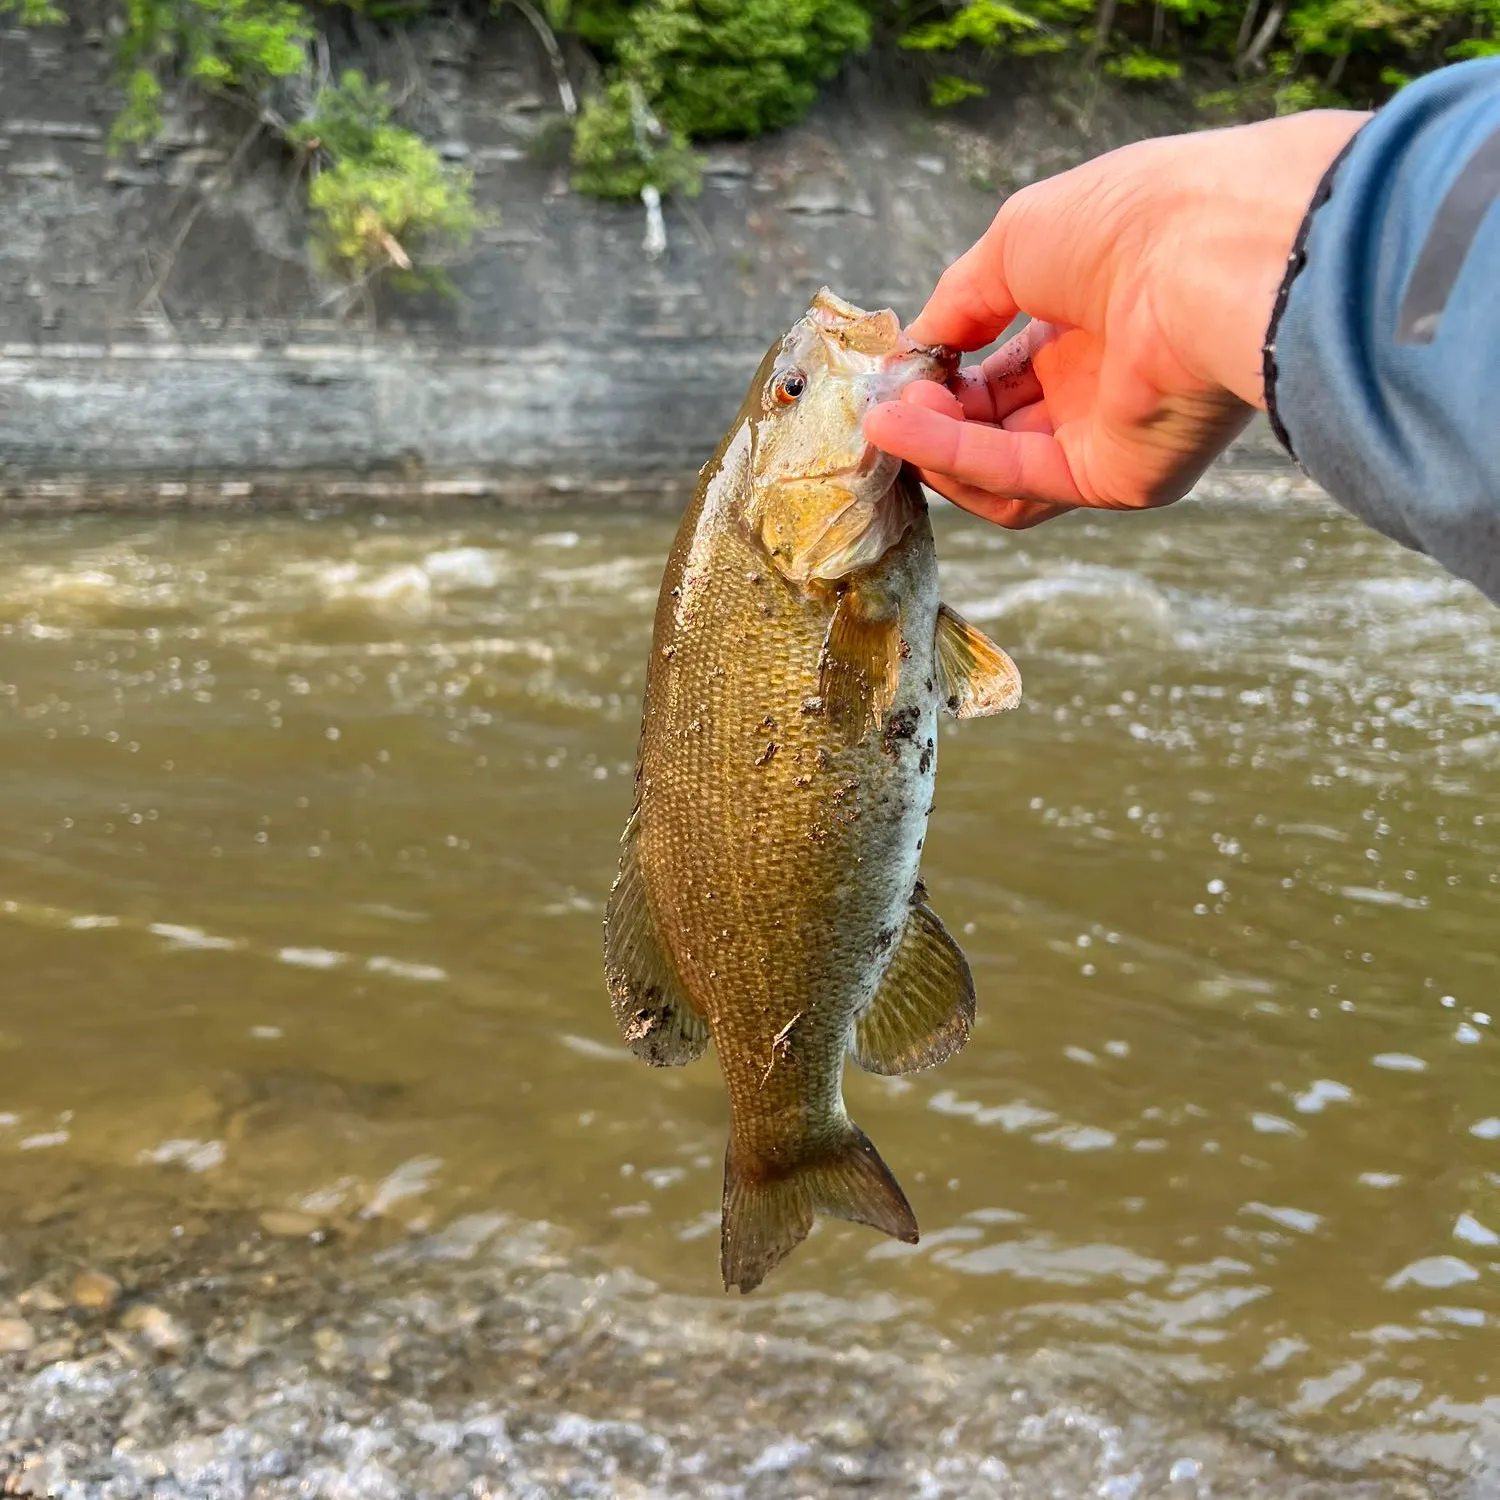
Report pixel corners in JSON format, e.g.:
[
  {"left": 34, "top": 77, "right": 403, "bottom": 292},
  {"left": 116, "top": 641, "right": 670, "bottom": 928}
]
[
  {"left": 1386, "top": 1255, "right": 1480, "bottom": 1290},
  {"left": 18, "top": 1131, "right": 69, "bottom": 1151},
  {"left": 1242, "top": 1202, "right": 1323, "bottom": 1235},
  {"left": 1372, "top": 1053, "right": 1427, "bottom": 1072},
  {"left": 149, "top": 922, "right": 240, "bottom": 952},
  {"left": 361, "top": 1156, "right": 443, "bottom": 1219},
  {"left": 421, "top": 547, "right": 505, "bottom": 592},
  {"left": 364, "top": 955, "right": 447, "bottom": 983},
  {"left": 140, "top": 1139, "right": 226, "bottom": 1173},
  {"left": 276, "top": 946, "right": 346, "bottom": 970}
]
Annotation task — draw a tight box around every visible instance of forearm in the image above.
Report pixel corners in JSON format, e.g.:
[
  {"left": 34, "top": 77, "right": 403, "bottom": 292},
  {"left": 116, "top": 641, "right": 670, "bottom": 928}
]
[{"left": 1266, "top": 59, "right": 1500, "bottom": 602}]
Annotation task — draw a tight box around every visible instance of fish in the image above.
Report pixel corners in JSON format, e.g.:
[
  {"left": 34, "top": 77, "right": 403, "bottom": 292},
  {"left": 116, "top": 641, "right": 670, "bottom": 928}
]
[{"left": 603, "top": 288, "right": 1022, "bottom": 1294}]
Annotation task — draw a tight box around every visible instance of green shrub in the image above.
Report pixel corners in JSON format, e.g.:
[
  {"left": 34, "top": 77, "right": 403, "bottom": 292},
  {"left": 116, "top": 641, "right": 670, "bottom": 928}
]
[
  {"left": 292, "top": 71, "right": 483, "bottom": 286},
  {"left": 617, "top": 0, "right": 873, "bottom": 140},
  {"left": 108, "top": 0, "right": 312, "bottom": 145},
  {"left": 902, "top": 0, "right": 1076, "bottom": 57},
  {"left": 548, "top": 0, "right": 641, "bottom": 51},
  {"left": 1106, "top": 47, "right": 1182, "bottom": 80},
  {"left": 568, "top": 0, "right": 872, "bottom": 198},
  {"left": 570, "top": 78, "right": 703, "bottom": 198},
  {"left": 0, "top": 0, "right": 64, "bottom": 22},
  {"left": 928, "top": 70, "right": 990, "bottom": 103},
  {"left": 897, "top": 0, "right": 1500, "bottom": 110}
]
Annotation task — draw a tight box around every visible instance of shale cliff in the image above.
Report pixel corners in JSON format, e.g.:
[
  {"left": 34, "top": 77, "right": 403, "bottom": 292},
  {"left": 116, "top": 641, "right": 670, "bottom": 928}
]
[{"left": 0, "top": 12, "right": 1284, "bottom": 507}]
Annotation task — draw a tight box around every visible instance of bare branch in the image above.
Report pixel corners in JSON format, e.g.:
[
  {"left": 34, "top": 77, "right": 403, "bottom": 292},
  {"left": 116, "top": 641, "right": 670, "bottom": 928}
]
[
  {"left": 136, "top": 119, "right": 265, "bottom": 313},
  {"left": 1085, "top": 0, "right": 1118, "bottom": 67},
  {"left": 508, "top": 0, "right": 577, "bottom": 117},
  {"left": 1235, "top": 0, "right": 1262, "bottom": 55},
  {"left": 1238, "top": 0, "right": 1286, "bottom": 72}
]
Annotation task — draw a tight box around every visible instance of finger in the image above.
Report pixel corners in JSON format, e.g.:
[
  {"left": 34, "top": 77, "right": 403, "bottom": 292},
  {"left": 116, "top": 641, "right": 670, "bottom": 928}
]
[
  {"left": 898, "top": 380, "right": 966, "bottom": 420},
  {"left": 1001, "top": 400, "right": 1053, "bottom": 436},
  {"left": 918, "top": 471, "right": 1073, "bottom": 530},
  {"left": 911, "top": 165, "right": 1122, "bottom": 352},
  {"left": 953, "top": 361, "right": 1041, "bottom": 424},
  {"left": 863, "top": 402, "right": 1085, "bottom": 508},
  {"left": 949, "top": 319, "right": 1061, "bottom": 423}
]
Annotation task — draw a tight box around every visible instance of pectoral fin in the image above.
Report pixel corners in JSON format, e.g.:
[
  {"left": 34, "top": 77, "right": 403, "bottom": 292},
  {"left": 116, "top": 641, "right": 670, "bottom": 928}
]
[
  {"left": 935, "top": 603, "right": 1022, "bottom": 718},
  {"left": 818, "top": 585, "right": 904, "bottom": 745},
  {"left": 850, "top": 900, "right": 976, "bottom": 1075},
  {"left": 603, "top": 812, "right": 709, "bottom": 1067}
]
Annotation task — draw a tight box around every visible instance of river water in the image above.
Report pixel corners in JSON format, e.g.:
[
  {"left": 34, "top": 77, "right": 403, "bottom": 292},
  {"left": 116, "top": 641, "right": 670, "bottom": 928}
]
[{"left": 0, "top": 491, "right": 1496, "bottom": 1496}]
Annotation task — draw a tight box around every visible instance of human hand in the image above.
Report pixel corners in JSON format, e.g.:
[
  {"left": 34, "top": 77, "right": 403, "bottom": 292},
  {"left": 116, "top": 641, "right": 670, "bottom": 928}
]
[{"left": 866, "top": 110, "right": 1370, "bottom": 528}]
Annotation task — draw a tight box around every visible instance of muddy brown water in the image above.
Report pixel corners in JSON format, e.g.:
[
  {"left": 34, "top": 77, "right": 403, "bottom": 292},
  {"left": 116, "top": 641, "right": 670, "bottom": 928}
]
[{"left": 0, "top": 494, "right": 1497, "bottom": 1491}]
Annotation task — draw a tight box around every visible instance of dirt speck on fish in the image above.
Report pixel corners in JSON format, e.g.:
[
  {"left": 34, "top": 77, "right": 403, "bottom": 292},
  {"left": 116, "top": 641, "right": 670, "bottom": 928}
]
[{"left": 604, "top": 288, "right": 1022, "bottom": 1293}]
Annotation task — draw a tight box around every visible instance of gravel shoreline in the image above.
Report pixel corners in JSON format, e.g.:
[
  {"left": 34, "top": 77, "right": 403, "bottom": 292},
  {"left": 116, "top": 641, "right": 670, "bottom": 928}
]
[{"left": 0, "top": 1178, "right": 1463, "bottom": 1500}]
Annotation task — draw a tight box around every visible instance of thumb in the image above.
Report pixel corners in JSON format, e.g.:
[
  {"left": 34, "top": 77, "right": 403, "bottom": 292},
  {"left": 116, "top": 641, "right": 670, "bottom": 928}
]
[{"left": 905, "top": 222, "right": 1021, "bottom": 353}]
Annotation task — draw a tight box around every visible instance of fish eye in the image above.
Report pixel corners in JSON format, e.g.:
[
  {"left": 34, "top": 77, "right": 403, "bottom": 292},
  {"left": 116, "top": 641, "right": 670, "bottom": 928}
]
[{"left": 773, "top": 369, "right": 807, "bottom": 405}]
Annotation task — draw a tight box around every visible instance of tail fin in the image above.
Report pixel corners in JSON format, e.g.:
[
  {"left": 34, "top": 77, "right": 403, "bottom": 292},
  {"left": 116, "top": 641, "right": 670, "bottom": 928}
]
[{"left": 720, "top": 1125, "right": 918, "bottom": 1294}]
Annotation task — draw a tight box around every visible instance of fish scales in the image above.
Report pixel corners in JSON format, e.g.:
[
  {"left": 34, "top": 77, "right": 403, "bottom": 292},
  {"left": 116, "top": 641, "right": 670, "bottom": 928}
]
[
  {"left": 645, "top": 462, "right": 940, "bottom": 1159},
  {"left": 605, "top": 289, "right": 1022, "bottom": 1293}
]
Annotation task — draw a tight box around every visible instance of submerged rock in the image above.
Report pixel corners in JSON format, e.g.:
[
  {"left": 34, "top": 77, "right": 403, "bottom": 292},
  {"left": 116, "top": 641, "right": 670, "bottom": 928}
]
[
  {"left": 0, "top": 1316, "right": 36, "bottom": 1354},
  {"left": 120, "top": 1304, "right": 191, "bottom": 1359},
  {"left": 69, "top": 1269, "right": 122, "bottom": 1312}
]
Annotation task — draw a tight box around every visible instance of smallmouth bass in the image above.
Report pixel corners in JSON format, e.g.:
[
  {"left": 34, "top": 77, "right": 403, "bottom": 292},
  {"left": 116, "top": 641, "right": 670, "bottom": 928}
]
[{"left": 604, "top": 289, "right": 1021, "bottom": 1293}]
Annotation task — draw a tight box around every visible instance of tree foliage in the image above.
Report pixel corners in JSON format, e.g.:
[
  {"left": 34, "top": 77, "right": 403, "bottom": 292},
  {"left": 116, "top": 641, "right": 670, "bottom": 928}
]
[
  {"left": 570, "top": 79, "right": 704, "bottom": 199},
  {"left": 3, "top": 0, "right": 1496, "bottom": 258},
  {"left": 290, "top": 71, "right": 483, "bottom": 287},
  {"left": 565, "top": 0, "right": 872, "bottom": 196},
  {"left": 110, "top": 0, "right": 312, "bottom": 143},
  {"left": 2, "top": 0, "right": 484, "bottom": 292},
  {"left": 897, "top": 0, "right": 1500, "bottom": 111}
]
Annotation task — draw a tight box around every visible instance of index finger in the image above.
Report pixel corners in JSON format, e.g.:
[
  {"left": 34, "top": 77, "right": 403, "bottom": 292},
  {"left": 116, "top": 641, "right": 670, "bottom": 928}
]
[{"left": 864, "top": 401, "right": 1085, "bottom": 509}]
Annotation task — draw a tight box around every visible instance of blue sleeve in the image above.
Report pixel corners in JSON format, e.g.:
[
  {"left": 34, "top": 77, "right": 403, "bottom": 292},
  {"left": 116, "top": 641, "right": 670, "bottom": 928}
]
[{"left": 1266, "top": 58, "right": 1500, "bottom": 604}]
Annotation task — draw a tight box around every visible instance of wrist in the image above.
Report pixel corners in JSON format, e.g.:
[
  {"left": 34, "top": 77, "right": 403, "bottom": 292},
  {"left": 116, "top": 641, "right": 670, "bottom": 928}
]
[{"left": 1163, "top": 111, "right": 1371, "bottom": 411}]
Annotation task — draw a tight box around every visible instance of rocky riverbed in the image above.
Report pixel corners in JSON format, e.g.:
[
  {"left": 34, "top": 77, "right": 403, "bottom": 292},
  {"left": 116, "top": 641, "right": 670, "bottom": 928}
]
[
  {"left": 0, "top": 1180, "right": 1449, "bottom": 1500},
  {"left": 3, "top": 494, "right": 1497, "bottom": 1500}
]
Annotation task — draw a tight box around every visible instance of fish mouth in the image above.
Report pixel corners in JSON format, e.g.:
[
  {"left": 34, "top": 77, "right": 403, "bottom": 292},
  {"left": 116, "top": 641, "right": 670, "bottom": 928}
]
[
  {"left": 806, "top": 287, "right": 958, "bottom": 389},
  {"left": 897, "top": 334, "right": 960, "bottom": 388}
]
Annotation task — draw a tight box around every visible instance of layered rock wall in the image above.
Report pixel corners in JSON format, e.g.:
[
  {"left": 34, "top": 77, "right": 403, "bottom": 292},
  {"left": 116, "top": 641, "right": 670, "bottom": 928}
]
[{"left": 0, "top": 14, "right": 1285, "bottom": 506}]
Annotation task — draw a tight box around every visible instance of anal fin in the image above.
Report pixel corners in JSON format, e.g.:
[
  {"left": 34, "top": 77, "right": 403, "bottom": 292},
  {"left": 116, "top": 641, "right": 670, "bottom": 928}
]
[
  {"left": 935, "top": 602, "right": 1022, "bottom": 718},
  {"left": 721, "top": 1125, "right": 917, "bottom": 1293},
  {"left": 850, "top": 900, "right": 976, "bottom": 1075},
  {"left": 603, "top": 811, "right": 709, "bottom": 1067},
  {"left": 818, "top": 585, "right": 903, "bottom": 745}
]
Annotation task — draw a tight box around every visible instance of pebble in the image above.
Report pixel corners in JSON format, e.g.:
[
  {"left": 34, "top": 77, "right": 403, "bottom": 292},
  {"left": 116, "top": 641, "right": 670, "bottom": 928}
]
[
  {"left": 312, "top": 1325, "right": 347, "bottom": 1371},
  {"left": 70, "top": 1269, "right": 121, "bottom": 1311},
  {"left": 0, "top": 1316, "right": 37, "bottom": 1354},
  {"left": 204, "top": 1310, "right": 271, "bottom": 1371},
  {"left": 19, "top": 1284, "right": 65, "bottom": 1313},
  {"left": 813, "top": 1416, "right": 871, "bottom": 1448},
  {"left": 8, "top": 1454, "right": 65, "bottom": 1497},
  {"left": 121, "top": 1304, "right": 191, "bottom": 1359},
  {"left": 259, "top": 1209, "right": 323, "bottom": 1238},
  {"left": 26, "top": 1335, "right": 77, "bottom": 1369}
]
